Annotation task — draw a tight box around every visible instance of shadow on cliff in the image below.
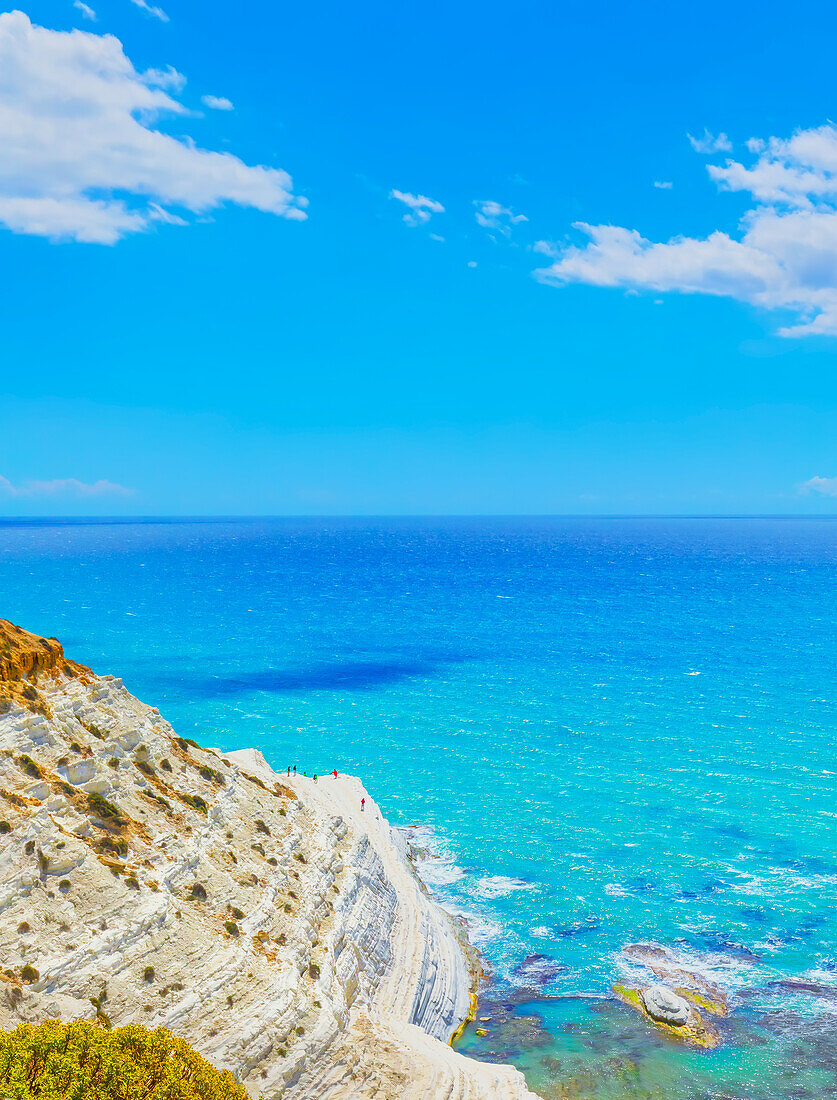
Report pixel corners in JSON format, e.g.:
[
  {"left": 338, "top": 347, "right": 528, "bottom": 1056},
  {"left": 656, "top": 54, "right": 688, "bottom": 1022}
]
[{"left": 162, "top": 653, "right": 470, "bottom": 697}]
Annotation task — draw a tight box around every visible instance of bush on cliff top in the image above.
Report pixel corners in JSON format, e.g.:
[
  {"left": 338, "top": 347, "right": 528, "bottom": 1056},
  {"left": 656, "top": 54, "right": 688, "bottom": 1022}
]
[{"left": 0, "top": 1020, "right": 247, "bottom": 1099}]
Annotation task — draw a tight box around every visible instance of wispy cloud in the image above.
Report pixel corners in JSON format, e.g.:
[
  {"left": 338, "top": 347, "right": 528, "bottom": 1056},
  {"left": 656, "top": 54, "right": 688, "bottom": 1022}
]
[
  {"left": 0, "top": 475, "right": 134, "bottom": 498},
  {"left": 0, "top": 12, "right": 307, "bottom": 244},
  {"left": 474, "top": 199, "right": 527, "bottom": 236},
  {"left": 653, "top": 180, "right": 673, "bottom": 190},
  {"left": 688, "top": 129, "right": 732, "bottom": 154},
  {"left": 130, "top": 0, "right": 169, "bottom": 21},
  {"left": 534, "top": 121, "right": 837, "bottom": 337},
  {"left": 201, "top": 94, "right": 233, "bottom": 111},
  {"left": 390, "top": 189, "right": 444, "bottom": 226},
  {"left": 72, "top": 1, "right": 97, "bottom": 20},
  {"left": 799, "top": 476, "right": 837, "bottom": 497}
]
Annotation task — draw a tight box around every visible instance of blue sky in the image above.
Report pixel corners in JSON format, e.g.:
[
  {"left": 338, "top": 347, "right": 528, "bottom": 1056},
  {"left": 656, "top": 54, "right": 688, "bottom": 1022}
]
[{"left": 2, "top": 0, "right": 837, "bottom": 514}]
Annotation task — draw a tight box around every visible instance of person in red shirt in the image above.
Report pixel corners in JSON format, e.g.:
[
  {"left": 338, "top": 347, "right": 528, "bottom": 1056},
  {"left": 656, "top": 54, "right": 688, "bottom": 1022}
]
[
  {"left": 332, "top": 769, "right": 337, "bottom": 779},
  {"left": 360, "top": 798, "right": 365, "bottom": 812}
]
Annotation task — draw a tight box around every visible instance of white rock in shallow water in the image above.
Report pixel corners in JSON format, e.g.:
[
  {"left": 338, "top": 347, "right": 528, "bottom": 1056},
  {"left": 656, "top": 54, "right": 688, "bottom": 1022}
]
[{"left": 640, "top": 984, "right": 692, "bottom": 1025}]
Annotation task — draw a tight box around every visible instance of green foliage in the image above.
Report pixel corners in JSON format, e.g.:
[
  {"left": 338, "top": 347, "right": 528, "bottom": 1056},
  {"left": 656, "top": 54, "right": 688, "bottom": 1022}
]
[
  {"left": 223, "top": 921, "right": 240, "bottom": 937},
  {"left": 97, "top": 836, "right": 128, "bottom": 858},
  {"left": 229, "top": 907, "right": 244, "bottom": 921},
  {"left": 160, "top": 759, "right": 173, "bottom": 773},
  {"left": 198, "top": 766, "right": 224, "bottom": 786},
  {"left": 20, "top": 966, "right": 39, "bottom": 983},
  {"left": 255, "top": 820, "right": 270, "bottom": 835},
  {"left": 87, "top": 794, "right": 126, "bottom": 828},
  {"left": 175, "top": 792, "right": 208, "bottom": 815},
  {"left": 18, "top": 756, "right": 43, "bottom": 780},
  {"left": 0, "top": 1020, "right": 248, "bottom": 1099},
  {"left": 143, "top": 791, "right": 172, "bottom": 813},
  {"left": 188, "top": 883, "right": 207, "bottom": 901},
  {"left": 0, "top": 821, "right": 10, "bottom": 834}
]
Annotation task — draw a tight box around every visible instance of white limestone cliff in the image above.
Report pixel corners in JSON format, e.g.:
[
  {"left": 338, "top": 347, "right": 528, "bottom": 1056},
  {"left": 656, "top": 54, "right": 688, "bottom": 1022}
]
[{"left": 0, "top": 620, "right": 537, "bottom": 1099}]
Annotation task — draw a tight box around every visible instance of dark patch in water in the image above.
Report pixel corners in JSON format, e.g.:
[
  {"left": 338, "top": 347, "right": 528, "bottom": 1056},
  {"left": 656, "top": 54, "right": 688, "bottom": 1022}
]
[
  {"left": 698, "top": 931, "right": 761, "bottom": 962},
  {"left": 767, "top": 979, "right": 837, "bottom": 1002},
  {"left": 554, "top": 918, "right": 601, "bottom": 938},
  {"left": 701, "top": 877, "right": 729, "bottom": 895},
  {"left": 509, "top": 955, "right": 568, "bottom": 999},
  {"left": 154, "top": 653, "right": 469, "bottom": 696},
  {"left": 740, "top": 906, "right": 769, "bottom": 923}
]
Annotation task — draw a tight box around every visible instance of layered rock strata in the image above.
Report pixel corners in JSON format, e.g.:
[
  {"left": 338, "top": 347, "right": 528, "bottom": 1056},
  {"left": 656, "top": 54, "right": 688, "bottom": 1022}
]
[{"left": 0, "top": 620, "right": 537, "bottom": 1098}]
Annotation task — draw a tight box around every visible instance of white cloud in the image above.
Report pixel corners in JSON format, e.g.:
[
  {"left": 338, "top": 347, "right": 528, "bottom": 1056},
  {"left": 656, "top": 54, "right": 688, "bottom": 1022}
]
[
  {"left": 474, "top": 199, "right": 527, "bottom": 235},
  {"left": 467, "top": 260, "right": 477, "bottom": 268},
  {"left": 202, "top": 94, "right": 233, "bottom": 111},
  {"left": 73, "top": 1, "right": 97, "bottom": 20},
  {"left": 429, "top": 232, "right": 444, "bottom": 242},
  {"left": 390, "top": 189, "right": 444, "bottom": 226},
  {"left": 0, "top": 475, "right": 133, "bottom": 498},
  {"left": 799, "top": 476, "right": 837, "bottom": 497},
  {"left": 143, "top": 64, "right": 185, "bottom": 91},
  {"left": 130, "top": 0, "right": 169, "bottom": 22},
  {"left": 534, "top": 121, "right": 837, "bottom": 336},
  {"left": 688, "top": 128, "right": 732, "bottom": 154},
  {"left": 0, "top": 12, "right": 306, "bottom": 244},
  {"left": 653, "top": 180, "right": 673, "bottom": 189}
]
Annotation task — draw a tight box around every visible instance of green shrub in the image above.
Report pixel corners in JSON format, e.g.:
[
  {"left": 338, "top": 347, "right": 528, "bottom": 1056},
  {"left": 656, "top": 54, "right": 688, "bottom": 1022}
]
[
  {"left": 160, "top": 759, "right": 173, "bottom": 772},
  {"left": 18, "top": 755, "right": 42, "bottom": 780},
  {"left": 0, "top": 821, "right": 11, "bottom": 834},
  {"left": 198, "top": 766, "right": 224, "bottom": 786},
  {"left": 0, "top": 1020, "right": 248, "bottom": 1099},
  {"left": 87, "top": 793, "right": 126, "bottom": 827},
  {"left": 229, "top": 907, "right": 244, "bottom": 921},
  {"left": 176, "top": 792, "right": 208, "bottom": 815},
  {"left": 143, "top": 966, "right": 155, "bottom": 983},
  {"left": 20, "top": 966, "right": 39, "bottom": 983},
  {"left": 255, "top": 820, "right": 270, "bottom": 835},
  {"left": 223, "top": 921, "right": 240, "bottom": 937},
  {"left": 188, "top": 883, "right": 207, "bottom": 901}
]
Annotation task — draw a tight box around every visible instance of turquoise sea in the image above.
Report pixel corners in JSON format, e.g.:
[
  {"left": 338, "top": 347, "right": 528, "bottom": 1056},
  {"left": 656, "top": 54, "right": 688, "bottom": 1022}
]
[{"left": 2, "top": 516, "right": 836, "bottom": 1098}]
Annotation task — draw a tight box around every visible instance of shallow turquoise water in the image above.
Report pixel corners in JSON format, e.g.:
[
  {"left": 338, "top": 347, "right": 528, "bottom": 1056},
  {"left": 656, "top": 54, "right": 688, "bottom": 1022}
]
[{"left": 2, "top": 517, "right": 836, "bottom": 1097}]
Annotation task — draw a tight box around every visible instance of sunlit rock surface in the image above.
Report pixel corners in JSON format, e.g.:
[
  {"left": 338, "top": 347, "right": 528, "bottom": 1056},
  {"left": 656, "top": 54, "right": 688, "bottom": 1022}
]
[{"left": 0, "top": 619, "right": 537, "bottom": 1098}]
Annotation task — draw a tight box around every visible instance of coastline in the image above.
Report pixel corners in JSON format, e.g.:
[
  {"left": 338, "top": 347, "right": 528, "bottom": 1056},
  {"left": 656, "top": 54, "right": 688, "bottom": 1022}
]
[{"left": 0, "top": 619, "right": 538, "bottom": 1098}]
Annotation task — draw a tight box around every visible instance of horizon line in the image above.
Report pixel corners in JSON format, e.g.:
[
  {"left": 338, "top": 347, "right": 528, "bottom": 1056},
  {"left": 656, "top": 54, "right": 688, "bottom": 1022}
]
[{"left": 2, "top": 513, "right": 837, "bottom": 523}]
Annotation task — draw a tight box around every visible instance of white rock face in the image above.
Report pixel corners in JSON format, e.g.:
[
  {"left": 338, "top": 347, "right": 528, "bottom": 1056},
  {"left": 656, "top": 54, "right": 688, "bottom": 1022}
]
[
  {"left": 0, "top": 666, "right": 537, "bottom": 1099},
  {"left": 639, "top": 984, "right": 692, "bottom": 1025}
]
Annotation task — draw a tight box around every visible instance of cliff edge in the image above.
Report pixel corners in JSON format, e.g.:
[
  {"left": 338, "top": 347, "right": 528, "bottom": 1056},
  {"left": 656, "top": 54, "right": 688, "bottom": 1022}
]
[{"left": 0, "top": 620, "right": 537, "bottom": 1099}]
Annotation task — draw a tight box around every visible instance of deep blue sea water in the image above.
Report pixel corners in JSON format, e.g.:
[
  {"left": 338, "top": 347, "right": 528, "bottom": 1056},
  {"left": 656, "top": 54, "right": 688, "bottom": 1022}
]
[{"left": 2, "top": 516, "right": 836, "bottom": 1098}]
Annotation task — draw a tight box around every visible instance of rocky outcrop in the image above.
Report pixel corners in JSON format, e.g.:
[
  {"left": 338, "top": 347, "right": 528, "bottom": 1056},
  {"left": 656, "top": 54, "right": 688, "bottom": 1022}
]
[
  {"left": 0, "top": 619, "right": 89, "bottom": 714},
  {"left": 0, "top": 621, "right": 537, "bottom": 1099},
  {"left": 614, "top": 942, "right": 728, "bottom": 1048}
]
